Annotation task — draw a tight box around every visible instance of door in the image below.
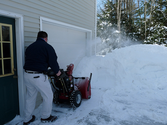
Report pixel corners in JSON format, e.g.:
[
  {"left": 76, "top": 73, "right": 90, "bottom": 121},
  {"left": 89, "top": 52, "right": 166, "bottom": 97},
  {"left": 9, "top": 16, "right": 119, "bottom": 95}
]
[
  {"left": 42, "top": 22, "right": 87, "bottom": 70},
  {"left": 0, "top": 16, "right": 19, "bottom": 124}
]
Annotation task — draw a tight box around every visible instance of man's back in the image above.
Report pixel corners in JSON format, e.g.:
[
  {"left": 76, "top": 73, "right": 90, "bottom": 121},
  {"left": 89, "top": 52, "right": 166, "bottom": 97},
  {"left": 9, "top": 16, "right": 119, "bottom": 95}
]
[{"left": 24, "top": 38, "right": 59, "bottom": 73}]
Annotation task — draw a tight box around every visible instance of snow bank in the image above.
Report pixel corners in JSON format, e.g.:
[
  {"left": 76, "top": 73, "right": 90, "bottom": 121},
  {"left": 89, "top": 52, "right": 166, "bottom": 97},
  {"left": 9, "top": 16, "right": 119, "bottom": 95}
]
[{"left": 73, "top": 44, "right": 167, "bottom": 124}]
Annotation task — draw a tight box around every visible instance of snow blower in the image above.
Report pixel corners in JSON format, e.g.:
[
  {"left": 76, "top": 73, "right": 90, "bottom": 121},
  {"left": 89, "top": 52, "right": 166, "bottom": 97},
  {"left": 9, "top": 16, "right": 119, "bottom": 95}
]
[{"left": 47, "top": 64, "right": 92, "bottom": 108}]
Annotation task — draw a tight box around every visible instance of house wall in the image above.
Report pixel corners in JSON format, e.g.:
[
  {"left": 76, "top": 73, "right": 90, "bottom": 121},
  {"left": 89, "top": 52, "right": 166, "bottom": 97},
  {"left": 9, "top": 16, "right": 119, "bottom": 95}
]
[
  {"left": 0, "top": 0, "right": 96, "bottom": 109},
  {"left": 0, "top": 0, "right": 96, "bottom": 46}
]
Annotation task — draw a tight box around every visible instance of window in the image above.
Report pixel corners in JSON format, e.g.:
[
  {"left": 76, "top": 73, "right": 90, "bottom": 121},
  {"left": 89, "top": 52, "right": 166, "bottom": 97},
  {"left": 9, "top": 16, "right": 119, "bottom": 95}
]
[{"left": 0, "top": 23, "right": 14, "bottom": 77}]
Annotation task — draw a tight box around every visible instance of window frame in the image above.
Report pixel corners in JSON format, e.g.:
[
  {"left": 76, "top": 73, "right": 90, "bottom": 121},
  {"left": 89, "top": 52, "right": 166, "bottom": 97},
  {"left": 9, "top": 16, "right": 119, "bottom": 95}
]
[{"left": 0, "top": 23, "right": 14, "bottom": 77}]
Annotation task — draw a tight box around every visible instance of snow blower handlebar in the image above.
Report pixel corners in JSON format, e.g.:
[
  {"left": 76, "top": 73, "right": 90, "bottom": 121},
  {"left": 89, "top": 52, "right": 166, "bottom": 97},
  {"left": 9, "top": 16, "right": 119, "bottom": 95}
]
[
  {"left": 57, "top": 69, "right": 67, "bottom": 79},
  {"left": 47, "top": 69, "right": 65, "bottom": 78}
]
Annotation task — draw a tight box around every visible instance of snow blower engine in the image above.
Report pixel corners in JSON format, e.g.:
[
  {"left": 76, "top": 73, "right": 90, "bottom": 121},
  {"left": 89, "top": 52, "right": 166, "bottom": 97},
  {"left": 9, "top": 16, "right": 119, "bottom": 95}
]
[{"left": 47, "top": 64, "right": 92, "bottom": 108}]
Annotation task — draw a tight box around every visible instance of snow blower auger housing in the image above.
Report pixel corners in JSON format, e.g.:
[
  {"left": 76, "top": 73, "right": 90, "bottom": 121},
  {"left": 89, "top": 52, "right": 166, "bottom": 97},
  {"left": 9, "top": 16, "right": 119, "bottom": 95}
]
[{"left": 47, "top": 64, "right": 92, "bottom": 108}]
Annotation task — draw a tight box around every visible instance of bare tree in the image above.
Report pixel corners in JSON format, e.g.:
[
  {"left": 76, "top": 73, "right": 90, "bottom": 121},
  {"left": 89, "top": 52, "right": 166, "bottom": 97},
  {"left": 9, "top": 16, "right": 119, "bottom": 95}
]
[
  {"left": 145, "top": 0, "right": 147, "bottom": 39},
  {"left": 149, "top": 0, "right": 154, "bottom": 35},
  {"left": 117, "top": 0, "right": 122, "bottom": 31},
  {"left": 117, "top": 0, "right": 120, "bottom": 30}
]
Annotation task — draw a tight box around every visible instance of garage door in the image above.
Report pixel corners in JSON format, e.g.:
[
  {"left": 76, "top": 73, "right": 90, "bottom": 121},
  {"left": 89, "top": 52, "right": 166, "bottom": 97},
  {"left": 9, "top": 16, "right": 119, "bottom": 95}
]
[{"left": 42, "top": 22, "right": 87, "bottom": 70}]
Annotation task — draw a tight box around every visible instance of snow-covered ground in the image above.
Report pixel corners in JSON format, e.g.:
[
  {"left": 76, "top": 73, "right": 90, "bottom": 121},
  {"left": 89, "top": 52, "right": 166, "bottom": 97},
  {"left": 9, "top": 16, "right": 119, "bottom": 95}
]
[{"left": 6, "top": 44, "right": 167, "bottom": 125}]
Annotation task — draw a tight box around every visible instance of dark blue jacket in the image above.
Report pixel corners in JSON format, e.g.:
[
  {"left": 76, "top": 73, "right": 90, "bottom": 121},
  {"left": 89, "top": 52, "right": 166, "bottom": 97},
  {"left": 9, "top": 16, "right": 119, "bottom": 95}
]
[{"left": 24, "top": 38, "right": 60, "bottom": 73}]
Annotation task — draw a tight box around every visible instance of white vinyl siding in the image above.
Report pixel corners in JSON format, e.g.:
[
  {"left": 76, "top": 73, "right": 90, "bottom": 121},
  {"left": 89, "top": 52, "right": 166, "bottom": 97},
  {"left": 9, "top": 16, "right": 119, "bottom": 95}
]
[{"left": 0, "top": 0, "right": 96, "bottom": 46}]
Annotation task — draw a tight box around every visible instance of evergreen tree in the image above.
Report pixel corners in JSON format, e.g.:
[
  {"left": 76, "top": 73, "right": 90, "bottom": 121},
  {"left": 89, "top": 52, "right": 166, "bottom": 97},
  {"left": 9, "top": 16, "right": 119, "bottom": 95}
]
[
  {"left": 97, "top": 0, "right": 167, "bottom": 53},
  {"left": 97, "top": 0, "right": 117, "bottom": 41},
  {"left": 144, "top": 0, "right": 167, "bottom": 44},
  {"left": 97, "top": 0, "right": 140, "bottom": 46}
]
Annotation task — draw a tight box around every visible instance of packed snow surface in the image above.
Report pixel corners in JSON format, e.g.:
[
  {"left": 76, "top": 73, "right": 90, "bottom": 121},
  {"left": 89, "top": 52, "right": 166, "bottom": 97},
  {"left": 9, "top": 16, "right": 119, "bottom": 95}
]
[{"left": 7, "top": 44, "right": 167, "bottom": 125}]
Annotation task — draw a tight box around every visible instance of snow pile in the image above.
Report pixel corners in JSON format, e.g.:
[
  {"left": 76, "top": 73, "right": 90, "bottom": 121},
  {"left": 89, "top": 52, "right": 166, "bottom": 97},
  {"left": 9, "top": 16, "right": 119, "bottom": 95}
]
[
  {"left": 73, "top": 44, "right": 167, "bottom": 124},
  {"left": 6, "top": 44, "right": 167, "bottom": 125}
]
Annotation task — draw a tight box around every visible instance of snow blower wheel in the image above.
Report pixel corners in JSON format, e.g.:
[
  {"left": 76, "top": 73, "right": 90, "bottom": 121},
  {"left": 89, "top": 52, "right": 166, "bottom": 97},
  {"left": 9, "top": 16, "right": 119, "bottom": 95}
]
[{"left": 70, "top": 90, "right": 82, "bottom": 108}]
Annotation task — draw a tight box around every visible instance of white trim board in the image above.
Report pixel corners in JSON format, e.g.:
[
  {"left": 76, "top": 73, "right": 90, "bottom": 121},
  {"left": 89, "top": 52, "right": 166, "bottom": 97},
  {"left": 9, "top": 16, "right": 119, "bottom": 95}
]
[
  {"left": 95, "top": 0, "right": 97, "bottom": 38},
  {"left": 0, "top": 9, "right": 25, "bottom": 117},
  {"left": 40, "top": 17, "right": 93, "bottom": 56}
]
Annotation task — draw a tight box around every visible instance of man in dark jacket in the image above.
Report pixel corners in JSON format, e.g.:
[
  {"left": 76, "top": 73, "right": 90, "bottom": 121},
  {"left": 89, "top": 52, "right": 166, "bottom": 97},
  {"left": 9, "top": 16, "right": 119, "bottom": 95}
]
[{"left": 23, "top": 31, "right": 61, "bottom": 125}]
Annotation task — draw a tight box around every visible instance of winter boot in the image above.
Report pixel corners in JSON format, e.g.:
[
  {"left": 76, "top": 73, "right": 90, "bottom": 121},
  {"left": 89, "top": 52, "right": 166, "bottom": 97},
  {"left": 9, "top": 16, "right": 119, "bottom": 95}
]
[
  {"left": 41, "top": 115, "right": 58, "bottom": 123},
  {"left": 23, "top": 115, "right": 35, "bottom": 125}
]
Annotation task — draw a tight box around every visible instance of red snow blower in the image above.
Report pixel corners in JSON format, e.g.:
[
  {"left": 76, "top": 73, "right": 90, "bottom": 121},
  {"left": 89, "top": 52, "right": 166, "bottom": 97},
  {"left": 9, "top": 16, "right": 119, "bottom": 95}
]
[{"left": 47, "top": 64, "right": 92, "bottom": 108}]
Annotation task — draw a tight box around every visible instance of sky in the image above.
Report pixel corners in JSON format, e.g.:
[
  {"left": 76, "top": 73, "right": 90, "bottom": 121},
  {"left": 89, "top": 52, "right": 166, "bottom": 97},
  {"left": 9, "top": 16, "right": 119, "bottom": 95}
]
[
  {"left": 97, "top": 0, "right": 104, "bottom": 8},
  {"left": 97, "top": 0, "right": 101, "bottom": 4},
  {"left": 6, "top": 44, "right": 167, "bottom": 125}
]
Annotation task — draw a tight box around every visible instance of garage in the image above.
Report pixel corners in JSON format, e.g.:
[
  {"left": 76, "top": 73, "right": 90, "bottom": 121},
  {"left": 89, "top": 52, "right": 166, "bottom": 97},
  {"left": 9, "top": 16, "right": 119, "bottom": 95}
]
[{"left": 40, "top": 17, "right": 92, "bottom": 70}]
